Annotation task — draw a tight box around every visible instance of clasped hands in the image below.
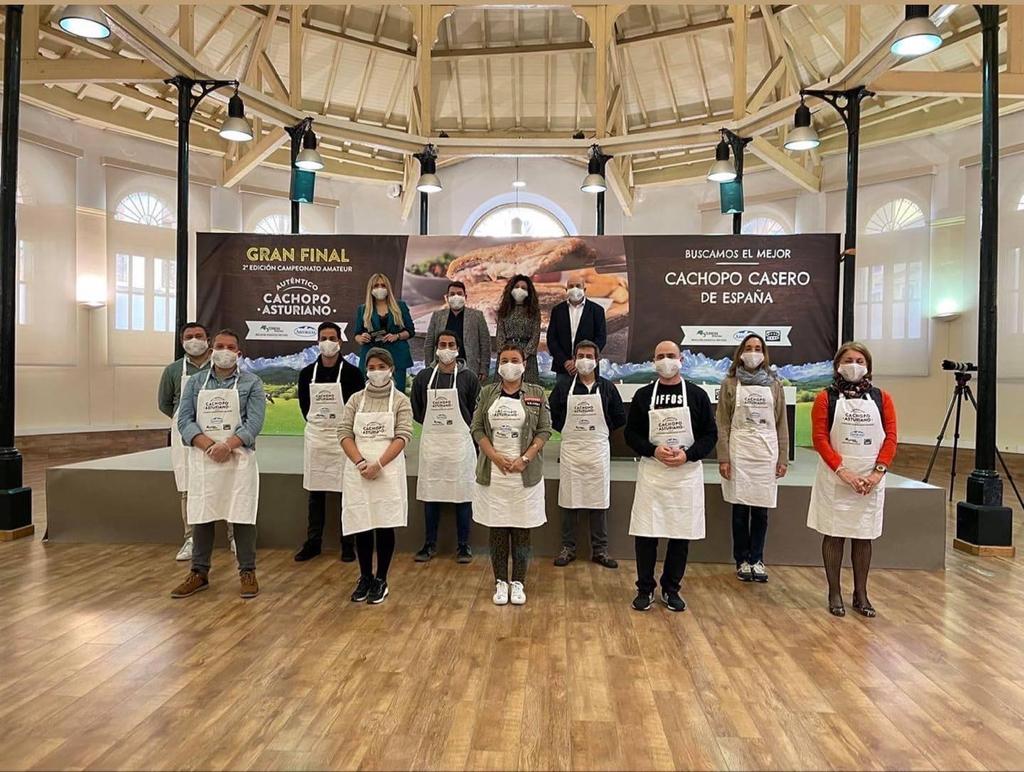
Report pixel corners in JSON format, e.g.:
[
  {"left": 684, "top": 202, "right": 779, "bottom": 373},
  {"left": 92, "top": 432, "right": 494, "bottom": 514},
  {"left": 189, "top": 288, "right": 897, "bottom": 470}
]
[
  {"left": 491, "top": 452, "right": 528, "bottom": 475},
  {"left": 356, "top": 458, "right": 384, "bottom": 480},
  {"left": 654, "top": 445, "right": 688, "bottom": 467},
  {"left": 837, "top": 466, "right": 884, "bottom": 495},
  {"left": 203, "top": 440, "right": 233, "bottom": 463},
  {"left": 719, "top": 461, "right": 789, "bottom": 480}
]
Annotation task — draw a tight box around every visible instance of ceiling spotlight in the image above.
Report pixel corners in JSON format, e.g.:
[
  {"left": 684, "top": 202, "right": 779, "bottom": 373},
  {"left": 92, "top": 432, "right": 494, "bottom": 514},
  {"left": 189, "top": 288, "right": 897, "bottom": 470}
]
[
  {"left": 572, "top": 130, "right": 586, "bottom": 140},
  {"left": 784, "top": 100, "right": 821, "bottom": 151},
  {"left": 295, "top": 129, "right": 325, "bottom": 171},
  {"left": 59, "top": 5, "right": 111, "bottom": 39},
  {"left": 219, "top": 90, "right": 253, "bottom": 142},
  {"left": 706, "top": 136, "right": 737, "bottom": 183},
  {"left": 581, "top": 145, "right": 610, "bottom": 194},
  {"left": 415, "top": 145, "right": 442, "bottom": 194},
  {"left": 891, "top": 5, "right": 943, "bottom": 57}
]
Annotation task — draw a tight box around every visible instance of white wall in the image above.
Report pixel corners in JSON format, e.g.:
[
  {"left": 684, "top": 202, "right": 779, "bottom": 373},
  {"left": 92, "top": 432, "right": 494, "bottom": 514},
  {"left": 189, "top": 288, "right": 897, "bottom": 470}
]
[{"left": 12, "top": 102, "right": 1024, "bottom": 453}]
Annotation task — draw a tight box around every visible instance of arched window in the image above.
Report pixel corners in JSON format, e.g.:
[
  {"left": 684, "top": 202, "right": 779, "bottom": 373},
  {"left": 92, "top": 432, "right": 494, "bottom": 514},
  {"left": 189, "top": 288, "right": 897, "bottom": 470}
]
[
  {"left": 741, "top": 216, "right": 788, "bottom": 236},
  {"left": 114, "top": 191, "right": 175, "bottom": 228},
  {"left": 254, "top": 213, "right": 291, "bottom": 235},
  {"left": 865, "top": 198, "right": 925, "bottom": 234},
  {"left": 469, "top": 204, "right": 569, "bottom": 238}
]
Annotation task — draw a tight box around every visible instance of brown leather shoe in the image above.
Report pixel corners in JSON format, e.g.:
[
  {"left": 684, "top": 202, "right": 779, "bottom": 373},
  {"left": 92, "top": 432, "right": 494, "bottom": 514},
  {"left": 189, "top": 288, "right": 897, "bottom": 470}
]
[
  {"left": 171, "top": 571, "right": 209, "bottom": 599},
  {"left": 239, "top": 570, "right": 259, "bottom": 598}
]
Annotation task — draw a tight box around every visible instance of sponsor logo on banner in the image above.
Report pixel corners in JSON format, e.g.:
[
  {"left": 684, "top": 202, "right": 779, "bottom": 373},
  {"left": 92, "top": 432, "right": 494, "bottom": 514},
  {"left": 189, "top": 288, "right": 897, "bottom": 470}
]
[
  {"left": 246, "top": 321, "right": 349, "bottom": 341},
  {"left": 680, "top": 325, "right": 792, "bottom": 347}
]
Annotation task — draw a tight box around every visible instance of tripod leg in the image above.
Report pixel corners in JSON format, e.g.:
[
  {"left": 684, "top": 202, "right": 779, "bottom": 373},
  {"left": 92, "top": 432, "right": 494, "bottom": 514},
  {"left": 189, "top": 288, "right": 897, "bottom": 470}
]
[
  {"left": 963, "top": 387, "right": 1024, "bottom": 510},
  {"left": 923, "top": 386, "right": 959, "bottom": 483},
  {"left": 949, "top": 388, "right": 964, "bottom": 503}
]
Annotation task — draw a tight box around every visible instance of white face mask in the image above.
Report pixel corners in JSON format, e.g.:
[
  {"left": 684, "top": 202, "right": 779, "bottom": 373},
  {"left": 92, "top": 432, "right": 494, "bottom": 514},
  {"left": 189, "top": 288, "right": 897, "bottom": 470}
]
[
  {"left": 740, "top": 351, "right": 764, "bottom": 369},
  {"left": 371, "top": 287, "right": 389, "bottom": 300},
  {"left": 498, "top": 361, "right": 525, "bottom": 382},
  {"left": 183, "top": 338, "right": 208, "bottom": 357},
  {"left": 654, "top": 357, "right": 681, "bottom": 379},
  {"left": 447, "top": 294, "right": 466, "bottom": 310},
  {"left": 838, "top": 362, "right": 868, "bottom": 383},
  {"left": 436, "top": 348, "right": 458, "bottom": 365},
  {"left": 367, "top": 369, "right": 392, "bottom": 387},
  {"left": 212, "top": 349, "right": 238, "bottom": 369},
  {"left": 511, "top": 287, "right": 529, "bottom": 304},
  {"left": 567, "top": 287, "right": 585, "bottom": 303},
  {"left": 575, "top": 357, "right": 597, "bottom": 375},
  {"left": 319, "top": 339, "right": 341, "bottom": 358}
]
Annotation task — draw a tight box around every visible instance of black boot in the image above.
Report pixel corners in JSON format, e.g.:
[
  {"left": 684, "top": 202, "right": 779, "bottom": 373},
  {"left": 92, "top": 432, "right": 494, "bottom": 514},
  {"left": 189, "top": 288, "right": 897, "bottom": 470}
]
[{"left": 294, "top": 541, "right": 322, "bottom": 562}]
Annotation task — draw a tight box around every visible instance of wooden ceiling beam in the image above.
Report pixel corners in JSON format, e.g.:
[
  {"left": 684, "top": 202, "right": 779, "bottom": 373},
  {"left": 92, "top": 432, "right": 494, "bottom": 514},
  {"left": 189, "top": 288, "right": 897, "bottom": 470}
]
[
  {"left": 731, "top": 5, "right": 747, "bottom": 120},
  {"left": 17, "top": 58, "right": 169, "bottom": 84},
  {"left": 870, "top": 71, "right": 1024, "bottom": 99},
  {"left": 241, "top": 3, "right": 279, "bottom": 87},
  {"left": 178, "top": 6, "right": 195, "bottom": 56},
  {"left": 616, "top": 5, "right": 791, "bottom": 49},
  {"left": 21, "top": 5, "right": 39, "bottom": 59},
  {"left": 748, "top": 135, "right": 820, "bottom": 193},
  {"left": 746, "top": 57, "right": 784, "bottom": 115},
  {"left": 844, "top": 5, "right": 861, "bottom": 63},
  {"left": 1009, "top": 6, "right": 1024, "bottom": 75},
  {"left": 221, "top": 125, "right": 289, "bottom": 187},
  {"left": 257, "top": 52, "right": 289, "bottom": 104},
  {"left": 197, "top": 8, "right": 236, "bottom": 55},
  {"left": 289, "top": 4, "right": 305, "bottom": 109}
]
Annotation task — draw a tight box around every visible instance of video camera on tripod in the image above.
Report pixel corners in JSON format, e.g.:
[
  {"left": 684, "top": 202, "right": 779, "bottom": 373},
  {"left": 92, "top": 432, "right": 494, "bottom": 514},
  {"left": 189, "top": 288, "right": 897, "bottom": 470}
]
[{"left": 941, "top": 360, "right": 978, "bottom": 373}]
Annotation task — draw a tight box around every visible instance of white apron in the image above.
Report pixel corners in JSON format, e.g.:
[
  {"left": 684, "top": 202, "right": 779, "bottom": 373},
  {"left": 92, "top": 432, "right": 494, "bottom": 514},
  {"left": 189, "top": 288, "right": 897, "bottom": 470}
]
[
  {"left": 721, "top": 383, "right": 779, "bottom": 509},
  {"left": 557, "top": 377, "right": 611, "bottom": 509},
  {"left": 341, "top": 388, "right": 408, "bottom": 535},
  {"left": 807, "top": 394, "right": 886, "bottom": 539},
  {"left": 416, "top": 365, "right": 477, "bottom": 503},
  {"left": 186, "top": 370, "right": 259, "bottom": 525},
  {"left": 473, "top": 395, "right": 546, "bottom": 528},
  {"left": 629, "top": 381, "right": 705, "bottom": 539},
  {"left": 303, "top": 361, "right": 347, "bottom": 492},
  {"left": 171, "top": 358, "right": 206, "bottom": 492}
]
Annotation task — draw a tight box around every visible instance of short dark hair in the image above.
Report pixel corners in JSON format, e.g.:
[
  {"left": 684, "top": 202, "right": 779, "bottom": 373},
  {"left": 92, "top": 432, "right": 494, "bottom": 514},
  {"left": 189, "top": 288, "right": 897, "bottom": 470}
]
[
  {"left": 180, "top": 321, "right": 208, "bottom": 338},
  {"left": 317, "top": 321, "right": 342, "bottom": 337},
  {"left": 574, "top": 339, "right": 600, "bottom": 357},
  {"left": 447, "top": 280, "right": 467, "bottom": 294},
  {"left": 436, "top": 329, "right": 460, "bottom": 346},
  {"left": 214, "top": 328, "right": 241, "bottom": 346},
  {"left": 497, "top": 343, "right": 526, "bottom": 361}
]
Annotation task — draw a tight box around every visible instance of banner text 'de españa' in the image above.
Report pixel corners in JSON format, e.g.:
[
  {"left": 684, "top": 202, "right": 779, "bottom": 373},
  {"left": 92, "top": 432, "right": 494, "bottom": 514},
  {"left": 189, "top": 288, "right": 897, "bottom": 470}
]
[
  {"left": 666, "top": 248, "right": 808, "bottom": 305},
  {"left": 243, "top": 246, "right": 353, "bottom": 272}
]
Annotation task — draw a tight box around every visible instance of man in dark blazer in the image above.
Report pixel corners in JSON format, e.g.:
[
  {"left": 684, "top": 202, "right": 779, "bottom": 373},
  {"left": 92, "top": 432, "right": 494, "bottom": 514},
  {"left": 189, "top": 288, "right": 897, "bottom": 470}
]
[
  {"left": 546, "top": 275, "right": 607, "bottom": 379},
  {"left": 423, "top": 281, "right": 492, "bottom": 382}
]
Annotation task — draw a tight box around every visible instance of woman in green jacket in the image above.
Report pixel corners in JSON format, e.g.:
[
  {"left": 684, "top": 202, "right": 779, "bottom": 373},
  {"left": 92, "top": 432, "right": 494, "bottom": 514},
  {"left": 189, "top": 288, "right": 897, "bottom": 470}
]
[{"left": 471, "top": 344, "right": 552, "bottom": 606}]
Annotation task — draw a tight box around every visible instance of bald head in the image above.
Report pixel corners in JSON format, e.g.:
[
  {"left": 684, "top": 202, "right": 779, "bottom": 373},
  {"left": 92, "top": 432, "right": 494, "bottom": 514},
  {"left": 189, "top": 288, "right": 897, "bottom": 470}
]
[{"left": 654, "top": 340, "right": 681, "bottom": 361}]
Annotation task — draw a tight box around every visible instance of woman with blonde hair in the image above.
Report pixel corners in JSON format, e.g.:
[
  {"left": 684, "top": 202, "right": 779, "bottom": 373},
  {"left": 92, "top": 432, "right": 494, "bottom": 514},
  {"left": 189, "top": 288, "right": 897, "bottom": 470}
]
[
  {"left": 353, "top": 273, "right": 416, "bottom": 390},
  {"left": 716, "top": 333, "right": 788, "bottom": 583},
  {"left": 807, "top": 342, "right": 897, "bottom": 618}
]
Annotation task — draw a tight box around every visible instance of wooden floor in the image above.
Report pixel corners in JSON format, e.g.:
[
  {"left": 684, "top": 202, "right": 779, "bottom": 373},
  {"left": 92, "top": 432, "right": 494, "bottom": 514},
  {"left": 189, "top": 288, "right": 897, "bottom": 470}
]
[{"left": 2, "top": 439, "right": 1023, "bottom": 770}]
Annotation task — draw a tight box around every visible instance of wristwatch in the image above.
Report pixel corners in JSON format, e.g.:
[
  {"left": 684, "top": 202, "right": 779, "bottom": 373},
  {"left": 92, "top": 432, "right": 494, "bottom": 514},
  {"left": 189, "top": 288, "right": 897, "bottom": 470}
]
[
  {"left": 520, "top": 455, "right": 531, "bottom": 465},
  {"left": 874, "top": 464, "right": 888, "bottom": 474}
]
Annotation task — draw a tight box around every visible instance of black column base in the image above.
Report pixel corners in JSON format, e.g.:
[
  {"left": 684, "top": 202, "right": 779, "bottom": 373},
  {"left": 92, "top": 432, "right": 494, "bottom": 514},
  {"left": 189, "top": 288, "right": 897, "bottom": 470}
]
[
  {"left": 0, "top": 485, "right": 32, "bottom": 531},
  {"left": 955, "top": 501, "right": 1013, "bottom": 549}
]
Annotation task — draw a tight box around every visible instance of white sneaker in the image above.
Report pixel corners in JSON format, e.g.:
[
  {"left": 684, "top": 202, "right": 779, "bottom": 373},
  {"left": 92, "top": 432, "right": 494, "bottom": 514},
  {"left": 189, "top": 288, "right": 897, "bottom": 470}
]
[
  {"left": 751, "top": 561, "right": 768, "bottom": 583},
  {"left": 737, "top": 561, "right": 753, "bottom": 581},
  {"left": 175, "top": 537, "right": 193, "bottom": 562},
  {"left": 229, "top": 538, "right": 237, "bottom": 555},
  {"left": 493, "top": 580, "right": 509, "bottom": 605},
  {"left": 509, "top": 581, "right": 526, "bottom": 605}
]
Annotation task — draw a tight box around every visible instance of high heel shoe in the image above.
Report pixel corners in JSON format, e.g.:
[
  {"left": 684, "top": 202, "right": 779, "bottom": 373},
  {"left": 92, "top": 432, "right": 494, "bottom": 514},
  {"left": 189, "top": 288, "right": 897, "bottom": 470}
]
[{"left": 851, "top": 597, "right": 876, "bottom": 618}]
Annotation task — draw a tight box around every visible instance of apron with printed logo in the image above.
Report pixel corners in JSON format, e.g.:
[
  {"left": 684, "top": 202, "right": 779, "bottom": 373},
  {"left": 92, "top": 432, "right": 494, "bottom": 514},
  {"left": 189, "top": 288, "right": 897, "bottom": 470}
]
[
  {"left": 303, "top": 361, "right": 347, "bottom": 492},
  {"left": 473, "top": 395, "right": 547, "bottom": 528},
  {"left": 186, "top": 370, "right": 259, "bottom": 525},
  {"left": 416, "top": 365, "right": 477, "bottom": 503},
  {"left": 557, "top": 377, "right": 611, "bottom": 509},
  {"left": 341, "top": 388, "right": 408, "bottom": 535},
  {"left": 722, "top": 383, "right": 779, "bottom": 509},
  {"left": 629, "top": 381, "right": 705, "bottom": 539},
  {"left": 172, "top": 358, "right": 207, "bottom": 493},
  {"left": 807, "top": 394, "right": 886, "bottom": 539}
]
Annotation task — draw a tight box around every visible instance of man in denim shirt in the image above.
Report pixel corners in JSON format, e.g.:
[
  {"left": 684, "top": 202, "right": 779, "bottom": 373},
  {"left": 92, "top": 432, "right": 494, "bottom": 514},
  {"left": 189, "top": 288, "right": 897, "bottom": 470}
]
[{"left": 172, "top": 329, "right": 267, "bottom": 599}]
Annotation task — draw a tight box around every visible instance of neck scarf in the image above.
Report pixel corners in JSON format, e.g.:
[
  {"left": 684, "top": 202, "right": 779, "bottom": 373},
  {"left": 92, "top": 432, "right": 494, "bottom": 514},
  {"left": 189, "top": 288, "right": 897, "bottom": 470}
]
[
  {"left": 736, "top": 366, "right": 774, "bottom": 387},
  {"left": 831, "top": 373, "right": 873, "bottom": 399}
]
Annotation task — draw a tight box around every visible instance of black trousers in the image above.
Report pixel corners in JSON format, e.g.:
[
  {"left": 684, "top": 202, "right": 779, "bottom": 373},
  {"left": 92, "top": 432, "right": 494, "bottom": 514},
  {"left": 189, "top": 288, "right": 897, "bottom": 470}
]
[
  {"left": 731, "top": 504, "right": 768, "bottom": 565},
  {"left": 355, "top": 527, "right": 395, "bottom": 581},
  {"left": 634, "top": 536, "right": 689, "bottom": 594},
  {"left": 306, "top": 491, "right": 355, "bottom": 552}
]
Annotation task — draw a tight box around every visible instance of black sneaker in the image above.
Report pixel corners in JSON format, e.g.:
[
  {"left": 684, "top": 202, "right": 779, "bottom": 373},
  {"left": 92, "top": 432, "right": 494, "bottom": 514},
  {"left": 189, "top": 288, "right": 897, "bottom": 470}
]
[
  {"left": 456, "top": 544, "right": 473, "bottom": 563},
  {"left": 340, "top": 541, "right": 356, "bottom": 563},
  {"left": 662, "top": 591, "right": 687, "bottom": 612},
  {"left": 414, "top": 543, "right": 436, "bottom": 562},
  {"left": 632, "top": 591, "right": 654, "bottom": 611},
  {"left": 350, "top": 575, "right": 373, "bottom": 602},
  {"left": 554, "top": 547, "right": 576, "bottom": 567},
  {"left": 294, "top": 541, "right": 322, "bottom": 562},
  {"left": 592, "top": 553, "right": 619, "bottom": 569},
  {"left": 368, "top": 578, "right": 389, "bottom": 604}
]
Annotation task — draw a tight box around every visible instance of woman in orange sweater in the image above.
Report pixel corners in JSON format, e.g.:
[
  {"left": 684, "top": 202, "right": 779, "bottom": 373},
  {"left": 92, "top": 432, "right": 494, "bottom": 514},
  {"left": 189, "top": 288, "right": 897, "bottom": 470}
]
[{"left": 807, "top": 342, "right": 897, "bottom": 618}]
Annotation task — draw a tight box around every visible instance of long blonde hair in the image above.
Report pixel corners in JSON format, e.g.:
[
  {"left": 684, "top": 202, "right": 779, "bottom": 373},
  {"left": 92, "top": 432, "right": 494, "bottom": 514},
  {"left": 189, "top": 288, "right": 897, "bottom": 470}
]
[{"left": 363, "top": 273, "right": 403, "bottom": 330}]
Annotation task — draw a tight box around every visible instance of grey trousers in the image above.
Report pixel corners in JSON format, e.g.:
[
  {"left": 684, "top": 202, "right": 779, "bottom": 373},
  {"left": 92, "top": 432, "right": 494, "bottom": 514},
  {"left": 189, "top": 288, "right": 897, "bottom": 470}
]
[
  {"left": 181, "top": 492, "right": 233, "bottom": 541},
  {"left": 191, "top": 522, "right": 256, "bottom": 575},
  {"left": 560, "top": 508, "right": 609, "bottom": 553}
]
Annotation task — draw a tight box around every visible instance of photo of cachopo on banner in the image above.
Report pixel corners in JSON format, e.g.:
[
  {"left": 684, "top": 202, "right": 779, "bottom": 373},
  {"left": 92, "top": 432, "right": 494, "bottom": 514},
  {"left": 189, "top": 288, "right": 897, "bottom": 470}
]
[{"left": 196, "top": 232, "right": 840, "bottom": 441}]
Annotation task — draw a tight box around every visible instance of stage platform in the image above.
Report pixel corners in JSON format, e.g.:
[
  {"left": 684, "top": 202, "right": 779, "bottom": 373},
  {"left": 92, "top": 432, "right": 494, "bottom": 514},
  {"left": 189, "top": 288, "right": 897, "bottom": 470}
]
[{"left": 46, "top": 438, "right": 946, "bottom": 569}]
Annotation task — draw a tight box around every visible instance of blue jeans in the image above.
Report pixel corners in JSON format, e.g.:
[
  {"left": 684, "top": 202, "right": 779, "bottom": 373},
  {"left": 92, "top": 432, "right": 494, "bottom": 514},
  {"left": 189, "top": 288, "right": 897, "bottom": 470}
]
[{"left": 424, "top": 501, "right": 472, "bottom": 546}]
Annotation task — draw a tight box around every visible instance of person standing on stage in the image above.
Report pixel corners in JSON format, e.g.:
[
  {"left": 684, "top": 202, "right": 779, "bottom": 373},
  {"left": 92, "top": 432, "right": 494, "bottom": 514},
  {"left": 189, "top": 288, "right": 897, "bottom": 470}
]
[
  {"left": 411, "top": 330, "right": 481, "bottom": 563},
  {"left": 807, "top": 342, "right": 897, "bottom": 618},
  {"left": 294, "top": 322, "right": 365, "bottom": 563},
  {"left": 422, "top": 281, "right": 491, "bottom": 383},
  {"left": 172, "top": 329, "right": 266, "bottom": 599},
  {"left": 494, "top": 275, "right": 542, "bottom": 384},
  {"left": 340, "top": 348, "right": 413, "bottom": 605},
  {"left": 546, "top": 276, "right": 607, "bottom": 383},
  {"left": 625, "top": 340, "right": 717, "bottom": 613},
  {"left": 158, "top": 321, "right": 215, "bottom": 562},
  {"left": 471, "top": 344, "right": 551, "bottom": 606},
  {"left": 717, "top": 333, "right": 789, "bottom": 583},
  {"left": 353, "top": 273, "right": 415, "bottom": 391},
  {"left": 549, "top": 339, "right": 625, "bottom": 569}
]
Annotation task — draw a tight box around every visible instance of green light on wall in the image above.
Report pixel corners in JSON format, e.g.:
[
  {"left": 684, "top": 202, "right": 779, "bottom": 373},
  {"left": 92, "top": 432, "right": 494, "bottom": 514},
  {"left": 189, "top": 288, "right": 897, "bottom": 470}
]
[
  {"left": 290, "top": 169, "right": 316, "bottom": 203},
  {"left": 720, "top": 180, "right": 744, "bottom": 215}
]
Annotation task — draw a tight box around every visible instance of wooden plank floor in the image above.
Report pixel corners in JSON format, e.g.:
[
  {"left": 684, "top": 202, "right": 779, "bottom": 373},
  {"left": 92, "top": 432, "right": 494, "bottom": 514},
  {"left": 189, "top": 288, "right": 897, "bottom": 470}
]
[{"left": 3, "top": 439, "right": 1023, "bottom": 770}]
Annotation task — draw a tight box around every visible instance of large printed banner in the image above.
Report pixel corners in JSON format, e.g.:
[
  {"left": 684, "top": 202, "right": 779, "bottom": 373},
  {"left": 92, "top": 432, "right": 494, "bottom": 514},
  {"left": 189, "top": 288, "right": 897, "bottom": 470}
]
[{"left": 197, "top": 233, "right": 840, "bottom": 436}]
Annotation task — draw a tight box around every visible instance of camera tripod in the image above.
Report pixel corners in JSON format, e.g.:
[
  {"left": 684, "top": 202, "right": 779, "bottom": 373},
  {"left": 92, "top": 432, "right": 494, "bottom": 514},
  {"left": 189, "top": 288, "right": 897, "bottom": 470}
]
[{"left": 923, "top": 370, "right": 1023, "bottom": 506}]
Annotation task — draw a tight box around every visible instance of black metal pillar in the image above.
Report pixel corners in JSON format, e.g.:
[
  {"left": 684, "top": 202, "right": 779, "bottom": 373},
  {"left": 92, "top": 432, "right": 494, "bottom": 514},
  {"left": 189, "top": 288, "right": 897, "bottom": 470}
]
[
  {"left": 596, "top": 191, "right": 605, "bottom": 236},
  {"left": 0, "top": 4, "right": 32, "bottom": 537},
  {"left": 956, "top": 4, "right": 1012, "bottom": 553},
  {"left": 723, "top": 130, "right": 752, "bottom": 235},
  {"left": 419, "top": 191, "right": 428, "bottom": 235},
  {"left": 290, "top": 132, "right": 300, "bottom": 234}
]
